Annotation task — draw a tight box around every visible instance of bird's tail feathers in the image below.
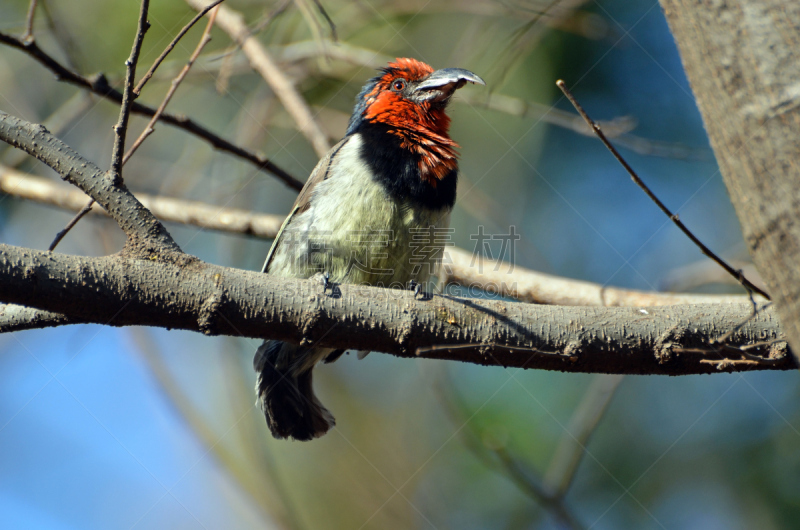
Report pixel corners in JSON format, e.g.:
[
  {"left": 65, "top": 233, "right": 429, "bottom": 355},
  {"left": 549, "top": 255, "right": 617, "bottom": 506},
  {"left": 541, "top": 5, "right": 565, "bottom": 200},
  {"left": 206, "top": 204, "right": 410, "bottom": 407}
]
[{"left": 254, "top": 340, "right": 335, "bottom": 441}]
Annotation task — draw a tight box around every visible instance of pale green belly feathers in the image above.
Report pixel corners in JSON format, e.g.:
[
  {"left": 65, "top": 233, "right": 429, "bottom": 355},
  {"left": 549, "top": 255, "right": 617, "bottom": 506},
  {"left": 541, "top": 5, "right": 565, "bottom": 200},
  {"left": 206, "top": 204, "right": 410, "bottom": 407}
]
[{"left": 267, "top": 134, "right": 451, "bottom": 288}]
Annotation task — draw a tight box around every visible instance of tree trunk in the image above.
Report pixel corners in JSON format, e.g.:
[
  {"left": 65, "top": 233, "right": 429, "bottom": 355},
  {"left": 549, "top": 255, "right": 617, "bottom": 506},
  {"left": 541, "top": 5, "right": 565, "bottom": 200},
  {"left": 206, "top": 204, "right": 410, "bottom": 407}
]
[{"left": 660, "top": 0, "right": 800, "bottom": 364}]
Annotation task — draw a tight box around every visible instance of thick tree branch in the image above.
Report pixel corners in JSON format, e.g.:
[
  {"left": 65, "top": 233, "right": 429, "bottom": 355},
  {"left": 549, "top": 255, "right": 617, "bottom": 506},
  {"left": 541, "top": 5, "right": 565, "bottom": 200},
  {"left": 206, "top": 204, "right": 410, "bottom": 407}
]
[
  {"left": 0, "top": 243, "right": 793, "bottom": 374},
  {"left": 0, "top": 30, "right": 303, "bottom": 191},
  {"left": 0, "top": 163, "right": 758, "bottom": 308},
  {"left": 0, "top": 111, "right": 179, "bottom": 253}
]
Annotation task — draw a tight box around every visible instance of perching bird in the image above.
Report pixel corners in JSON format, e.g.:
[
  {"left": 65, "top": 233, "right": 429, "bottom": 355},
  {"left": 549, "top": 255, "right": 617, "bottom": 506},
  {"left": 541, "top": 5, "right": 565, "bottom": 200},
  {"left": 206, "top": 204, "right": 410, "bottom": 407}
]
[{"left": 254, "top": 58, "right": 484, "bottom": 441}]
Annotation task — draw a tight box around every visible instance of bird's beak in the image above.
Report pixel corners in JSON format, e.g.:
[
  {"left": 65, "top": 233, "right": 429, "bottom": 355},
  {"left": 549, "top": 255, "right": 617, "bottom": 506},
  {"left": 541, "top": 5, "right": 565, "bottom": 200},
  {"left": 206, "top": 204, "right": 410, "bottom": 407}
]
[{"left": 414, "top": 68, "right": 485, "bottom": 104}]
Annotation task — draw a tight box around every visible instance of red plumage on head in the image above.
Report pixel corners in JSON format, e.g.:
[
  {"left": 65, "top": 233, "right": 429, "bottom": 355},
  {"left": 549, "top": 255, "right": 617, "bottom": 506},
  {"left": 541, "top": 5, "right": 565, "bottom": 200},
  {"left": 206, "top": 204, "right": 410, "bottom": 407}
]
[{"left": 362, "top": 58, "right": 459, "bottom": 186}]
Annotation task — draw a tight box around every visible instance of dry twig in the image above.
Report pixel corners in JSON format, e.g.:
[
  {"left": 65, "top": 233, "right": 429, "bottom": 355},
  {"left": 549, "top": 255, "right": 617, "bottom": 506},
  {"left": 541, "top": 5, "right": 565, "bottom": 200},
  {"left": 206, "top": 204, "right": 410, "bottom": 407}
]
[
  {"left": 110, "top": 0, "right": 151, "bottom": 184},
  {"left": 22, "top": 0, "right": 38, "bottom": 41},
  {"left": 134, "top": 0, "right": 226, "bottom": 95},
  {"left": 186, "top": 0, "right": 331, "bottom": 158},
  {"left": 556, "top": 79, "right": 770, "bottom": 300}
]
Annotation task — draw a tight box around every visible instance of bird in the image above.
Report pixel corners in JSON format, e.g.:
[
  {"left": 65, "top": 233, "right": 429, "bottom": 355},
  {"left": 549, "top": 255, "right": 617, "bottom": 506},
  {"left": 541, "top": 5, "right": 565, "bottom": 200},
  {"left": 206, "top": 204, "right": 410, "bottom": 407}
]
[{"left": 254, "top": 58, "right": 484, "bottom": 441}]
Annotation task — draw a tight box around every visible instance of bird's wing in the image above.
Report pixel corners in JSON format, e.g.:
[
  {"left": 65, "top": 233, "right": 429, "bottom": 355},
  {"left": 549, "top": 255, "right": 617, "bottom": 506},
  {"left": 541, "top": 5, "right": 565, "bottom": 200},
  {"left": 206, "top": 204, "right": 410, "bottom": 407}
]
[{"left": 261, "top": 137, "right": 352, "bottom": 274}]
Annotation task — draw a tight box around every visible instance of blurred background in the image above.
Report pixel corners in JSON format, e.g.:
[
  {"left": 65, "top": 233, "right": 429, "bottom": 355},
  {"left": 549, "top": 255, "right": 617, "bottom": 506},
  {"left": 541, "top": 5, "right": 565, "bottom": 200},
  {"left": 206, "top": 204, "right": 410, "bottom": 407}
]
[{"left": 1, "top": 0, "right": 798, "bottom": 528}]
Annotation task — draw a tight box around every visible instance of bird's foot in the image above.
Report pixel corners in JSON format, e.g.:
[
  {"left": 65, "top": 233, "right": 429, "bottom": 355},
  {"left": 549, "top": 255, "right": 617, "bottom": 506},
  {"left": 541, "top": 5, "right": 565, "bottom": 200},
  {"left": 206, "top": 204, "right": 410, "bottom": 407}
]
[
  {"left": 311, "top": 271, "right": 331, "bottom": 294},
  {"left": 408, "top": 280, "right": 429, "bottom": 300}
]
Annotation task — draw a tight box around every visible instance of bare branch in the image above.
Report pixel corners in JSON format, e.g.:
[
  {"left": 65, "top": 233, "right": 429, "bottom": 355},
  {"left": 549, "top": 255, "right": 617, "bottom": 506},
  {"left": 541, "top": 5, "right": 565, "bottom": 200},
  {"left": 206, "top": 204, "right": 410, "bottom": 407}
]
[
  {"left": 457, "top": 91, "right": 711, "bottom": 161},
  {"left": 123, "top": 6, "right": 218, "bottom": 164},
  {"left": 49, "top": 4, "right": 223, "bottom": 254},
  {"left": 0, "top": 30, "right": 303, "bottom": 190},
  {"left": 134, "top": 0, "right": 225, "bottom": 95},
  {"left": 442, "top": 248, "right": 759, "bottom": 307},
  {"left": 0, "top": 112, "right": 179, "bottom": 253},
  {"left": 48, "top": 200, "right": 95, "bottom": 252},
  {"left": 0, "top": 164, "right": 283, "bottom": 239},
  {"left": 311, "top": 0, "right": 338, "bottom": 42},
  {"left": 0, "top": 242, "right": 794, "bottom": 374},
  {"left": 22, "top": 0, "right": 38, "bottom": 41},
  {"left": 110, "top": 0, "right": 151, "bottom": 184},
  {"left": 437, "top": 376, "right": 586, "bottom": 530},
  {"left": 186, "top": 0, "right": 331, "bottom": 158},
  {"left": 557, "top": 80, "right": 770, "bottom": 300}
]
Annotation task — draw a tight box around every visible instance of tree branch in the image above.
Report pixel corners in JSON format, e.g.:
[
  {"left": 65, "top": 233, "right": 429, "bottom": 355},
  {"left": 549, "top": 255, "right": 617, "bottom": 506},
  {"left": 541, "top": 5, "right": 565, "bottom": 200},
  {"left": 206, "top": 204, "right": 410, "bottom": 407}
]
[
  {"left": 133, "top": 0, "right": 225, "bottom": 95},
  {"left": 123, "top": 5, "right": 218, "bottom": 164},
  {"left": 0, "top": 243, "right": 793, "bottom": 374},
  {"left": 109, "top": 0, "right": 150, "bottom": 183},
  {"left": 442, "top": 247, "right": 757, "bottom": 306},
  {"left": 542, "top": 374, "right": 624, "bottom": 497},
  {"left": 0, "top": 164, "right": 283, "bottom": 239},
  {"left": 556, "top": 79, "right": 770, "bottom": 301}
]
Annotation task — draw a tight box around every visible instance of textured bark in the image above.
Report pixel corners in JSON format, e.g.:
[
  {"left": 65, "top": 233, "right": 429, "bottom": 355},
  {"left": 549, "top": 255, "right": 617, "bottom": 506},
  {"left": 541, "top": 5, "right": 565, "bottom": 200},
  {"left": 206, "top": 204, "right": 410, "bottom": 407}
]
[
  {"left": 0, "top": 303, "right": 83, "bottom": 333},
  {"left": 660, "top": 1, "right": 800, "bottom": 363},
  {"left": 0, "top": 243, "right": 793, "bottom": 374}
]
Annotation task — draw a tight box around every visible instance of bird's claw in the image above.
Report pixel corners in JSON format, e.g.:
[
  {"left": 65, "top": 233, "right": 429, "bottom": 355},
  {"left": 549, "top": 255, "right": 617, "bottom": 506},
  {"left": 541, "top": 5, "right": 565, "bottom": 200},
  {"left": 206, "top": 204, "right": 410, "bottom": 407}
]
[
  {"left": 311, "top": 271, "right": 330, "bottom": 294},
  {"left": 408, "top": 280, "right": 427, "bottom": 300}
]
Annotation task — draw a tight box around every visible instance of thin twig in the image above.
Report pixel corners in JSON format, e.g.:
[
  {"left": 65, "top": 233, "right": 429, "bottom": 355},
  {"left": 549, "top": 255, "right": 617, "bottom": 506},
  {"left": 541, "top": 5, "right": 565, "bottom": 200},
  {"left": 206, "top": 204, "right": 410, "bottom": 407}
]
[
  {"left": 252, "top": 0, "right": 293, "bottom": 35},
  {"left": 458, "top": 90, "right": 710, "bottom": 161},
  {"left": 312, "top": 0, "right": 337, "bottom": 41},
  {"left": 48, "top": 199, "right": 95, "bottom": 251},
  {"left": 0, "top": 31, "right": 302, "bottom": 190},
  {"left": 38, "top": 0, "right": 84, "bottom": 72},
  {"left": 134, "top": 0, "right": 225, "bottom": 95},
  {"left": 109, "top": 0, "right": 150, "bottom": 184},
  {"left": 124, "top": 6, "right": 219, "bottom": 164},
  {"left": 22, "top": 0, "right": 38, "bottom": 41},
  {"left": 214, "top": 0, "right": 291, "bottom": 94},
  {"left": 187, "top": 0, "right": 331, "bottom": 158},
  {"left": 739, "top": 339, "right": 786, "bottom": 352},
  {"left": 49, "top": 0, "right": 151, "bottom": 251},
  {"left": 556, "top": 79, "right": 770, "bottom": 301},
  {"left": 416, "top": 341, "right": 570, "bottom": 359}
]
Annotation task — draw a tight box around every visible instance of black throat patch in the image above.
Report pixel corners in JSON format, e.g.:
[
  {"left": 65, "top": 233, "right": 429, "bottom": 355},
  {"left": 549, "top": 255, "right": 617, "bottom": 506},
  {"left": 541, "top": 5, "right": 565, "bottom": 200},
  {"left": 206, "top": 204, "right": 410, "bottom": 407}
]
[{"left": 352, "top": 121, "right": 457, "bottom": 211}]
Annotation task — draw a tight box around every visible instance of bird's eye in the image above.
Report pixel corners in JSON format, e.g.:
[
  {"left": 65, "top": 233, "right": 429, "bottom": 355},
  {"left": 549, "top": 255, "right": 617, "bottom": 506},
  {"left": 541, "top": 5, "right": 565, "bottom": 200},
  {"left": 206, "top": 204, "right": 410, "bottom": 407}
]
[{"left": 391, "top": 79, "right": 406, "bottom": 91}]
